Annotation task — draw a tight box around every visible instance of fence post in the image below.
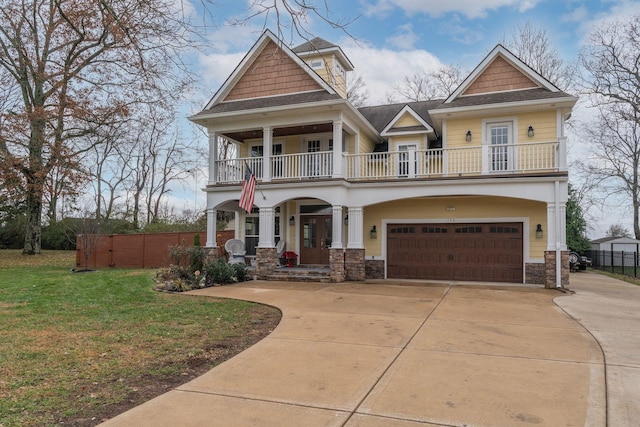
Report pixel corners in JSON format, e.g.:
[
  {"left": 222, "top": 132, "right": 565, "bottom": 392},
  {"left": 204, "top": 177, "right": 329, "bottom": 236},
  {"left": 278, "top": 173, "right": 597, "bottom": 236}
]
[
  {"left": 621, "top": 251, "right": 625, "bottom": 275},
  {"left": 610, "top": 249, "right": 614, "bottom": 273}
]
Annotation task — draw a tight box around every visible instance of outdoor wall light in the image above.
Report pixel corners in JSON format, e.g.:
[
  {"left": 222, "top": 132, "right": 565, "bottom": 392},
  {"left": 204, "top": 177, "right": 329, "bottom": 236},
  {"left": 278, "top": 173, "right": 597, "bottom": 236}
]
[
  {"left": 370, "top": 225, "right": 377, "bottom": 239},
  {"left": 536, "top": 223, "right": 543, "bottom": 239},
  {"left": 344, "top": 215, "right": 348, "bottom": 225},
  {"left": 528, "top": 125, "right": 535, "bottom": 138},
  {"left": 465, "top": 130, "right": 472, "bottom": 142},
  {"left": 289, "top": 216, "right": 295, "bottom": 225}
]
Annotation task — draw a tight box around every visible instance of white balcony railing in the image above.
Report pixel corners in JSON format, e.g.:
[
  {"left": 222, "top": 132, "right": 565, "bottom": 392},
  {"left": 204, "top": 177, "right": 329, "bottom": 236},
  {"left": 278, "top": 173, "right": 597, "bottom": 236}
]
[{"left": 214, "top": 141, "right": 560, "bottom": 184}]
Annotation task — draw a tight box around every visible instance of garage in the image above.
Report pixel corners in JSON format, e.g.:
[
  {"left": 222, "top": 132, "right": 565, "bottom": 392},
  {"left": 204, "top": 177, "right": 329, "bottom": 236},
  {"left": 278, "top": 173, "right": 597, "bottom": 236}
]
[{"left": 387, "top": 222, "right": 523, "bottom": 283}]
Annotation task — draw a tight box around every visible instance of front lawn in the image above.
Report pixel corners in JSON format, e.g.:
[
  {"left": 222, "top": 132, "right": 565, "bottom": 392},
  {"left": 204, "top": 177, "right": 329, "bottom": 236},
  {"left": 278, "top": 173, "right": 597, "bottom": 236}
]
[{"left": 0, "top": 250, "right": 280, "bottom": 426}]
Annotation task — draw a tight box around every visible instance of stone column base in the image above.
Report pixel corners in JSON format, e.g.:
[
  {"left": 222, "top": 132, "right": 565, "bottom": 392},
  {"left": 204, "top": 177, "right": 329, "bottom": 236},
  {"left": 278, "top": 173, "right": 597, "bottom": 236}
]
[
  {"left": 525, "top": 263, "right": 545, "bottom": 285},
  {"left": 256, "top": 247, "right": 277, "bottom": 280},
  {"left": 329, "top": 248, "right": 346, "bottom": 283},
  {"left": 206, "top": 247, "right": 222, "bottom": 263},
  {"left": 544, "top": 250, "right": 570, "bottom": 289},
  {"left": 345, "top": 249, "right": 365, "bottom": 281}
]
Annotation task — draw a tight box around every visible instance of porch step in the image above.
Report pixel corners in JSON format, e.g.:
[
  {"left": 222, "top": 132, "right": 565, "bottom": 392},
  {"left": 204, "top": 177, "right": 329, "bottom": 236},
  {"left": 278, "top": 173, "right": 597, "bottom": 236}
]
[{"left": 264, "top": 266, "right": 332, "bottom": 283}]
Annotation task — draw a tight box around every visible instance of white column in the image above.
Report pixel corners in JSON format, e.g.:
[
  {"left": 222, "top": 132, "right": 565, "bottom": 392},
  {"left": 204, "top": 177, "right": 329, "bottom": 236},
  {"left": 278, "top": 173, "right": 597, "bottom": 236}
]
[
  {"left": 546, "top": 202, "right": 556, "bottom": 251},
  {"left": 206, "top": 208, "right": 217, "bottom": 247},
  {"left": 258, "top": 207, "right": 275, "bottom": 248},
  {"left": 347, "top": 207, "right": 364, "bottom": 249},
  {"left": 208, "top": 131, "right": 218, "bottom": 185},
  {"left": 332, "top": 120, "right": 343, "bottom": 179},
  {"left": 263, "top": 127, "right": 272, "bottom": 182},
  {"left": 558, "top": 202, "right": 567, "bottom": 250},
  {"left": 558, "top": 137, "right": 567, "bottom": 172},
  {"left": 332, "top": 205, "right": 344, "bottom": 249}
]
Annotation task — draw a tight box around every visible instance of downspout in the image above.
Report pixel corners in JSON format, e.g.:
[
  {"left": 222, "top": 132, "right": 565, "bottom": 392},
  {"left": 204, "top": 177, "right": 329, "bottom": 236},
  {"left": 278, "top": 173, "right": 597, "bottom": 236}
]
[{"left": 555, "top": 180, "right": 562, "bottom": 289}]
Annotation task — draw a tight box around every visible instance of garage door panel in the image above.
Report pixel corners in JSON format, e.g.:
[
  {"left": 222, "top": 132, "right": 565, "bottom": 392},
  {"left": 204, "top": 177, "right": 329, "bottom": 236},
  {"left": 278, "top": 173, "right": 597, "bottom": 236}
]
[{"left": 387, "top": 222, "right": 523, "bottom": 283}]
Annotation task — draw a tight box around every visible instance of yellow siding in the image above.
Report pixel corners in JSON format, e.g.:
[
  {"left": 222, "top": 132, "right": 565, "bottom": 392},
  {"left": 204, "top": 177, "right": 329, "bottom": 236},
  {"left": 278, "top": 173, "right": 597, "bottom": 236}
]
[
  {"left": 395, "top": 112, "right": 421, "bottom": 128},
  {"left": 304, "top": 53, "right": 347, "bottom": 98},
  {"left": 446, "top": 118, "right": 481, "bottom": 149},
  {"left": 363, "top": 196, "right": 547, "bottom": 258},
  {"left": 446, "top": 112, "right": 558, "bottom": 147},
  {"left": 359, "top": 134, "right": 377, "bottom": 154},
  {"left": 517, "top": 111, "right": 557, "bottom": 142}
]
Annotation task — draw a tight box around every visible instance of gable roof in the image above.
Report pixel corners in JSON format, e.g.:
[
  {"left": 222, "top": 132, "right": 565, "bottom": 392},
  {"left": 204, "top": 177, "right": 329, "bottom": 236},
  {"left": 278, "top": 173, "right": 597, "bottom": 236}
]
[
  {"left": 203, "top": 30, "right": 337, "bottom": 110},
  {"left": 359, "top": 100, "right": 442, "bottom": 134},
  {"left": 292, "top": 37, "right": 354, "bottom": 71},
  {"left": 446, "top": 44, "right": 560, "bottom": 104},
  {"left": 381, "top": 105, "right": 435, "bottom": 136}
]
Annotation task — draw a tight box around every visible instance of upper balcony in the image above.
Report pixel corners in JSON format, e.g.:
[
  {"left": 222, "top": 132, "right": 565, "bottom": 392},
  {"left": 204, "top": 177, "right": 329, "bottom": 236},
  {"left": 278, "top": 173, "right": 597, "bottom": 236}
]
[{"left": 211, "top": 140, "right": 566, "bottom": 185}]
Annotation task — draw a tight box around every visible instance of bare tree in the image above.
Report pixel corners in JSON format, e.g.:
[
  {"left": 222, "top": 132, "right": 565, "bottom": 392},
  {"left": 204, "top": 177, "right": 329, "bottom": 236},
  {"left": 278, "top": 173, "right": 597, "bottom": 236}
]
[
  {"left": 581, "top": 15, "right": 640, "bottom": 239},
  {"left": 387, "top": 65, "right": 465, "bottom": 103},
  {"left": 606, "top": 224, "right": 632, "bottom": 238},
  {"left": 501, "top": 21, "right": 576, "bottom": 92},
  {"left": 347, "top": 73, "right": 369, "bottom": 107}
]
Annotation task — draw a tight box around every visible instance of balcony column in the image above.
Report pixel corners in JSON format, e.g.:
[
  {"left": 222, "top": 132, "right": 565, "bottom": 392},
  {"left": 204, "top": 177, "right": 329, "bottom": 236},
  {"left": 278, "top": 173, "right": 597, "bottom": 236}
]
[
  {"left": 347, "top": 207, "right": 364, "bottom": 249},
  {"left": 208, "top": 131, "right": 218, "bottom": 185},
  {"left": 331, "top": 205, "right": 344, "bottom": 249},
  {"left": 332, "top": 120, "right": 343, "bottom": 179},
  {"left": 263, "top": 127, "right": 272, "bottom": 182},
  {"left": 205, "top": 208, "right": 217, "bottom": 248},
  {"left": 558, "top": 137, "right": 567, "bottom": 171}
]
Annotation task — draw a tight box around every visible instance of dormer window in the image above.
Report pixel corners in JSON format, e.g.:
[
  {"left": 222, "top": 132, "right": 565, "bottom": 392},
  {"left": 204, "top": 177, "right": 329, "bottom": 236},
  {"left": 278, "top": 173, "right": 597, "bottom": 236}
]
[
  {"left": 335, "top": 62, "right": 345, "bottom": 78},
  {"left": 308, "top": 59, "right": 324, "bottom": 69}
]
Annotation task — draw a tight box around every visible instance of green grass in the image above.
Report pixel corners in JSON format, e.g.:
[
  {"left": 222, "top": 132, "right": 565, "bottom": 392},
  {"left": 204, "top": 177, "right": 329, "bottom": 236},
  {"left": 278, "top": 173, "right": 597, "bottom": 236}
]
[{"left": 0, "top": 250, "right": 275, "bottom": 426}]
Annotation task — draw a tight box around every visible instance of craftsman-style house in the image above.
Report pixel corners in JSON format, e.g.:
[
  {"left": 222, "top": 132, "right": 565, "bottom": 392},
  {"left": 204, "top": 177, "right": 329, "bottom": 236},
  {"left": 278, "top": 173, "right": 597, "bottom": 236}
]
[{"left": 189, "top": 30, "right": 576, "bottom": 288}]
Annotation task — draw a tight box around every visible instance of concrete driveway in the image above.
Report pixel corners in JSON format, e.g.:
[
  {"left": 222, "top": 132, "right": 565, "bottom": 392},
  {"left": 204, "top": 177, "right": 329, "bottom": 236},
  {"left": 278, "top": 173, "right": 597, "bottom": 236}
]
[{"left": 100, "top": 276, "right": 625, "bottom": 427}]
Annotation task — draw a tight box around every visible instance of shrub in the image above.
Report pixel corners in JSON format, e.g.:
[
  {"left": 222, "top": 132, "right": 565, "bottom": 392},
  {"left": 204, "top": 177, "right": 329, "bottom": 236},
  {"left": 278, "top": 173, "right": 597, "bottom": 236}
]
[
  {"left": 231, "top": 263, "right": 249, "bottom": 282},
  {"left": 168, "top": 242, "right": 190, "bottom": 266},
  {"left": 188, "top": 245, "right": 206, "bottom": 272},
  {"left": 204, "top": 259, "right": 235, "bottom": 285}
]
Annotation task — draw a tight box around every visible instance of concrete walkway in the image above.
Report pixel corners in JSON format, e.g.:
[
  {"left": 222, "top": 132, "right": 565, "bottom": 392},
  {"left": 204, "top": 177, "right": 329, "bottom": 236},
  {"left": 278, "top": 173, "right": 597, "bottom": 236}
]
[
  {"left": 99, "top": 275, "right": 637, "bottom": 427},
  {"left": 554, "top": 272, "right": 640, "bottom": 426}
]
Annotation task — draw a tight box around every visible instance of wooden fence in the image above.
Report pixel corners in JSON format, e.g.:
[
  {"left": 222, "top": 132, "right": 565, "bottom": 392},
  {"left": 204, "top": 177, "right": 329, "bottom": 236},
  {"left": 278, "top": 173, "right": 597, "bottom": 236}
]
[{"left": 76, "top": 230, "right": 234, "bottom": 269}]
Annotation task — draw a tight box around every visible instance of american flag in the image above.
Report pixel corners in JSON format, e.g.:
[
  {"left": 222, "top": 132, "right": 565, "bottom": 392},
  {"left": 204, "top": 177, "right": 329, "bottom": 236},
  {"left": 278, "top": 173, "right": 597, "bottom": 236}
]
[{"left": 239, "top": 163, "right": 256, "bottom": 213}]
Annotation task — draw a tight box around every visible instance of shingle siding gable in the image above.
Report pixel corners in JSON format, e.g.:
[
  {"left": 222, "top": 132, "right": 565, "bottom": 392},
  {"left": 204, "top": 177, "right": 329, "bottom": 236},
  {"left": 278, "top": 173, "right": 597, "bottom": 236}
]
[
  {"left": 463, "top": 55, "right": 538, "bottom": 96},
  {"left": 224, "top": 40, "right": 323, "bottom": 102}
]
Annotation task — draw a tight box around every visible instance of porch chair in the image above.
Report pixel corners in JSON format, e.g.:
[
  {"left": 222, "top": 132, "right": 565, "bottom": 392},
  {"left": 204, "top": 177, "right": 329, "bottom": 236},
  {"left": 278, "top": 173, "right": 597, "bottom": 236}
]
[
  {"left": 276, "top": 240, "right": 286, "bottom": 266},
  {"left": 225, "top": 239, "right": 246, "bottom": 265}
]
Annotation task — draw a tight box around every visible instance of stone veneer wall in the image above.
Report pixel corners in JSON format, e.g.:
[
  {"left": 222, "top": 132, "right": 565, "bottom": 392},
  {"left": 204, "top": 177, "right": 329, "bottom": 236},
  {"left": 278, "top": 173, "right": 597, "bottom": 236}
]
[
  {"left": 345, "top": 249, "right": 365, "bottom": 281},
  {"left": 544, "top": 251, "right": 570, "bottom": 289},
  {"left": 256, "top": 247, "right": 277, "bottom": 280},
  {"left": 329, "top": 248, "right": 346, "bottom": 283},
  {"left": 365, "top": 259, "right": 385, "bottom": 279},
  {"left": 525, "top": 263, "right": 545, "bottom": 285}
]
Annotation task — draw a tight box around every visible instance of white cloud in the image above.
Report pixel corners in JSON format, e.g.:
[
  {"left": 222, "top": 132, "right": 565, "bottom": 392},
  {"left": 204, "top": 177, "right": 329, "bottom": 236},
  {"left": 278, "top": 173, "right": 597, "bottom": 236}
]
[
  {"left": 362, "top": 0, "right": 542, "bottom": 19},
  {"left": 340, "top": 39, "right": 443, "bottom": 104},
  {"left": 562, "top": 5, "right": 588, "bottom": 23},
  {"left": 385, "top": 23, "right": 419, "bottom": 49}
]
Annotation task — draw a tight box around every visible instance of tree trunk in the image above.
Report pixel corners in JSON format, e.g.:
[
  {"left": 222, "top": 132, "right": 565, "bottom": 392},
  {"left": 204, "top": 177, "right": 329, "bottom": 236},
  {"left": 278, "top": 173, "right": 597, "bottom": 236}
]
[{"left": 23, "top": 187, "right": 43, "bottom": 255}]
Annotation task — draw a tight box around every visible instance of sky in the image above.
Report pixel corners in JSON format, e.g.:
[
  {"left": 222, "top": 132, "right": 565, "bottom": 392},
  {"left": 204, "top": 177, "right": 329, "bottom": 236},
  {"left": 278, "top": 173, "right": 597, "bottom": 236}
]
[{"left": 174, "top": 0, "right": 640, "bottom": 239}]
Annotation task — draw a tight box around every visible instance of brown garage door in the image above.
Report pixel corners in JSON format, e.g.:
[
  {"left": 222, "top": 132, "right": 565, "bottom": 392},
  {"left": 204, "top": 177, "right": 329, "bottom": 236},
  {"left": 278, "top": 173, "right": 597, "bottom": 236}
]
[{"left": 387, "top": 223, "right": 523, "bottom": 283}]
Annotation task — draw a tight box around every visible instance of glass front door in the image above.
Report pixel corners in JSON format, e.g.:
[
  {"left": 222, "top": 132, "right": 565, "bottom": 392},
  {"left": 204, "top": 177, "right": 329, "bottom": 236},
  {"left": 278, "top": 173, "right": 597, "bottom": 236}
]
[
  {"left": 299, "top": 215, "right": 331, "bottom": 264},
  {"left": 488, "top": 123, "right": 512, "bottom": 172}
]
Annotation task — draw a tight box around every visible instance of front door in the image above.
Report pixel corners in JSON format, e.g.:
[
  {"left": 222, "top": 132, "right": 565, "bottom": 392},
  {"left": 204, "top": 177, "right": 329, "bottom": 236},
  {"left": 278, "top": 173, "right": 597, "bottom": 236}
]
[
  {"left": 398, "top": 143, "right": 418, "bottom": 177},
  {"left": 299, "top": 215, "right": 332, "bottom": 264},
  {"left": 488, "top": 122, "right": 512, "bottom": 172}
]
